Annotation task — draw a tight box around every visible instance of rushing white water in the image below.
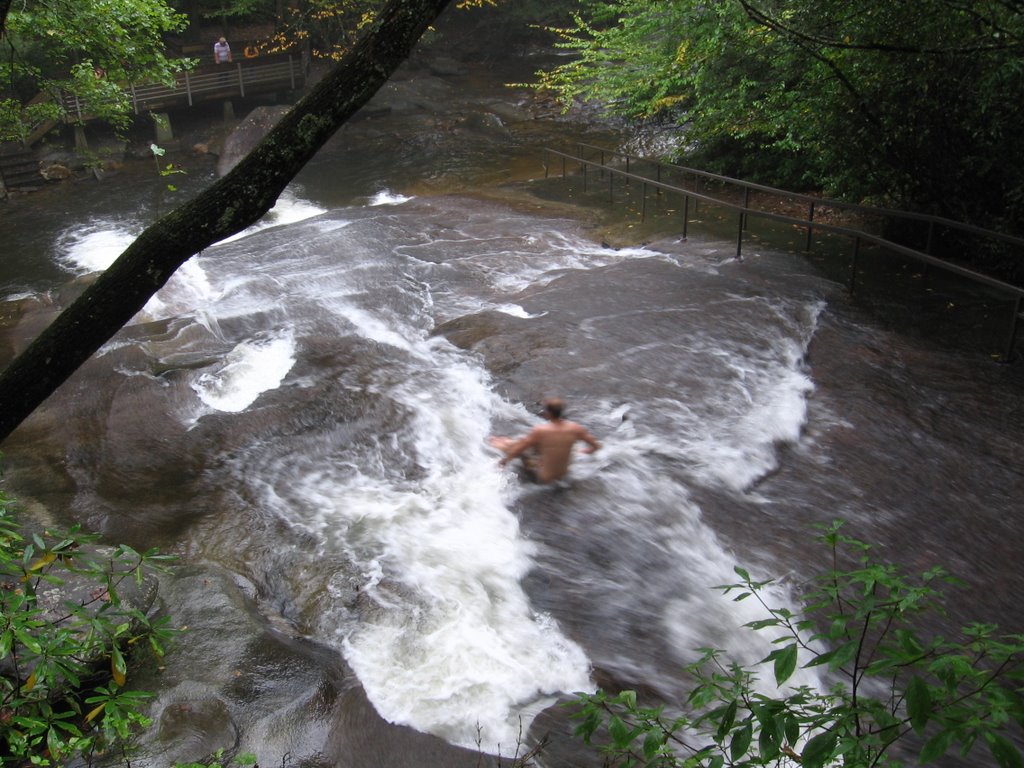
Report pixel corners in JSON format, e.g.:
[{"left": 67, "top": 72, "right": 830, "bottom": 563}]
[
  {"left": 50, "top": 188, "right": 328, "bottom": 332},
  {"left": 46, "top": 188, "right": 830, "bottom": 755},
  {"left": 55, "top": 223, "right": 137, "bottom": 274},
  {"left": 56, "top": 189, "right": 326, "bottom": 274},
  {"left": 191, "top": 331, "right": 298, "bottom": 413},
  {"left": 316, "top": 353, "right": 595, "bottom": 750},
  {"left": 215, "top": 188, "right": 328, "bottom": 245},
  {"left": 369, "top": 189, "right": 414, "bottom": 206}
]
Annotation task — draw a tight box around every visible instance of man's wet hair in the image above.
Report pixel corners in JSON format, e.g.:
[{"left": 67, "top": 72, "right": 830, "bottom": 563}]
[{"left": 543, "top": 397, "right": 565, "bottom": 419}]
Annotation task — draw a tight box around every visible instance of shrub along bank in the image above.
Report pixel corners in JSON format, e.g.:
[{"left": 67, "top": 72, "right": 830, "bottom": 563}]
[{"left": 0, "top": 490, "right": 175, "bottom": 765}]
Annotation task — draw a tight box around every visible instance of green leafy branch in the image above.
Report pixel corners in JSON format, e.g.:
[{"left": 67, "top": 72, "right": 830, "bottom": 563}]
[
  {"left": 570, "top": 520, "right": 1024, "bottom": 768},
  {"left": 0, "top": 490, "right": 179, "bottom": 766},
  {"left": 149, "top": 143, "right": 187, "bottom": 191}
]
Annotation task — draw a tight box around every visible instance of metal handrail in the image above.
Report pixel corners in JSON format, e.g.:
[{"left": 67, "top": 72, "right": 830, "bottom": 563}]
[
  {"left": 543, "top": 146, "right": 1024, "bottom": 361},
  {"left": 572, "top": 142, "right": 1024, "bottom": 255}
]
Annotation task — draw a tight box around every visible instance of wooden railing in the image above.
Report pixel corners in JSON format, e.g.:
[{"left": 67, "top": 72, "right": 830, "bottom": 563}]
[{"left": 58, "top": 54, "right": 305, "bottom": 120}]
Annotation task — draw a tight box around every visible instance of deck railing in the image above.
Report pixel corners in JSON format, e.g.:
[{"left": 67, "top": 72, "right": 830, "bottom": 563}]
[{"left": 58, "top": 54, "right": 304, "bottom": 119}]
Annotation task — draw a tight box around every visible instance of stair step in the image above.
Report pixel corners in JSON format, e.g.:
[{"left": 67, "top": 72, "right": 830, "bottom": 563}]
[
  {"left": 0, "top": 154, "right": 41, "bottom": 187},
  {"left": 4, "top": 170, "right": 40, "bottom": 186}
]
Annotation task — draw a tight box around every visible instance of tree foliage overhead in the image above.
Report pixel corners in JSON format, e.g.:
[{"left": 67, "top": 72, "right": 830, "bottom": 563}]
[
  {"left": 0, "top": 0, "right": 452, "bottom": 444},
  {"left": 536, "top": 0, "right": 1024, "bottom": 234},
  {"left": 268, "top": 0, "right": 381, "bottom": 61},
  {"left": 0, "top": 0, "right": 551, "bottom": 140},
  {"left": 0, "top": 0, "right": 188, "bottom": 141},
  {"left": 253, "top": 0, "right": 531, "bottom": 62},
  {"left": 190, "top": 0, "right": 386, "bottom": 61}
]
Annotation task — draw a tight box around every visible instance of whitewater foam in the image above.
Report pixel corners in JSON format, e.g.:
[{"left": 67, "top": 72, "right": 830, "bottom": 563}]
[
  {"left": 369, "top": 189, "right": 413, "bottom": 206},
  {"left": 56, "top": 223, "right": 137, "bottom": 274},
  {"left": 191, "top": 331, "right": 297, "bottom": 413}
]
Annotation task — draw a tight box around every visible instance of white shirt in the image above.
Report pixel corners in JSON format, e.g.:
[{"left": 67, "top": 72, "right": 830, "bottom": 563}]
[{"left": 214, "top": 41, "right": 231, "bottom": 63}]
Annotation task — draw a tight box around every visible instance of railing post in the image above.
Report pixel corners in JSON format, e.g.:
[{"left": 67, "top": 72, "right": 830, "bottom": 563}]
[
  {"left": 582, "top": 161, "right": 587, "bottom": 193},
  {"left": 849, "top": 237, "right": 861, "bottom": 294},
  {"left": 1003, "top": 296, "right": 1022, "bottom": 363},
  {"left": 609, "top": 169, "right": 614, "bottom": 204},
  {"left": 920, "top": 219, "right": 936, "bottom": 283},
  {"left": 543, "top": 148, "right": 549, "bottom": 179},
  {"left": 682, "top": 194, "right": 689, "bottom": 239},
  {"left": 184, "top": 71, "right": 193, "bottom": 106},
  {"left": 736, "top": 210, "right": 744, "bottom": 259},
  {"left": 561, "top": 155, "right": 566, "bottom": 180},
  {"left": 742, "top": 186, "right": 751, "bottom": 231},
  {"left": 805, "top": 201, "right": 815, "bottom": 251},
  {"left": 237, "top": 62, "right": 245, "bottom": 98}
]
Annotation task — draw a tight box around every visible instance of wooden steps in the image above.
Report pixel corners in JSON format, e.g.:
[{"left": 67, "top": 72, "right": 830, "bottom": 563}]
[{"left": 0, "top": 144, "right": 40, "bottom": 191}]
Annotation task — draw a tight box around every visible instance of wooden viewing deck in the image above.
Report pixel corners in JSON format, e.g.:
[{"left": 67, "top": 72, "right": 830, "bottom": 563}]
[
  {"left": 2, "top": 52, "right": 304, "bottom": 191},
  {"left": 59, "top": 53, "right": 306, "bottom": 120}
]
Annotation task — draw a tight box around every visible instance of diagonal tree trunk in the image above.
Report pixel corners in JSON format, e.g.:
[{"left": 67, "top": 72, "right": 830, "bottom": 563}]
[{"left": 0, "top": 0, "right": 452, "bottom": 443}]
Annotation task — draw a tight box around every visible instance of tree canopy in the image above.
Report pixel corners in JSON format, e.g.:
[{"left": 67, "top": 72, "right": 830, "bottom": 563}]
[
  {"left": 189, "top": 0, "right": 390, "bottom": 61},
  {"left": 0, "top": 0, "right": 189, "bottom": 141},
  {"left": 536, "top": 0, "right": 1024, "bottom": 237},
  {"left": 235, "top": 0, "right": 557, "bottom": 62},
  {"left": 0, "top": 0, "right": 558, "bottom": 142}
]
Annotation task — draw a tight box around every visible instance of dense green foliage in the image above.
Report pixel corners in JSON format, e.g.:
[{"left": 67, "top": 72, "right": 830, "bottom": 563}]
[
  {"left": 0, "top": 0, "right": 189, "bottom": 142},
  {"left": 536, "top": 1, "right": 1024, "bottom": 238},
  {"left": 0, "top": 490, "right": 176, "bottom": 765},
  {"left": 572, "top": 521, "right": 1024, "bottom": 767},
  {"left": 0, "top": 0, "right": 568, "bottom": 144}
]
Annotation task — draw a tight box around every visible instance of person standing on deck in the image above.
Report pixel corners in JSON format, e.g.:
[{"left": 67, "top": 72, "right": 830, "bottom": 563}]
[{"left": 214, "top": 37, "right": 233, "bottom": 64}]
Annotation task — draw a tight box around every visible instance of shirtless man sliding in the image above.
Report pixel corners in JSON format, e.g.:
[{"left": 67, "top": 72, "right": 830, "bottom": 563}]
[{"left": 490, "top": 397, "right": 601, "bottom": 484}]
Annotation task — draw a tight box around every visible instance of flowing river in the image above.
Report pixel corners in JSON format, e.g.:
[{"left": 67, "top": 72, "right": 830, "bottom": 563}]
[{"left": 1, "top": 38, "right": 1022, "bottom": 768}]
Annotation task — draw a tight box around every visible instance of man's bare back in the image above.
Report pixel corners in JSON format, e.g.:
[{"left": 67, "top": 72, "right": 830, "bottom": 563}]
[{"left": 490, "top": 397, "right": 600, "bottom": 484}]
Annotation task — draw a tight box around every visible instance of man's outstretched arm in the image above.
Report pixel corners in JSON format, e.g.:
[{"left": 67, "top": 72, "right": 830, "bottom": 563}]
[{"left": 579, "top": 427, "right": 601, "bottom": 454}]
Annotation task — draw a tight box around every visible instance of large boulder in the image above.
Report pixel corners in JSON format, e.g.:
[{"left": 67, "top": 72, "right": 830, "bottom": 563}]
[
  {"left": 128, "top": 563, "right": 498, "bottom": 768},
  {"left": 39, "top": 163, "right": 73, "bottom": 181},
  {"left": 216, "top": 105, "right": 292, "bottom": 176}
]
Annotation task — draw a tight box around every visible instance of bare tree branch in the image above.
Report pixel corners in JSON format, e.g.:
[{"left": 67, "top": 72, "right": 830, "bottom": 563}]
[{"left": 0, "top": 0, "right": 453, "bottom": 443}]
